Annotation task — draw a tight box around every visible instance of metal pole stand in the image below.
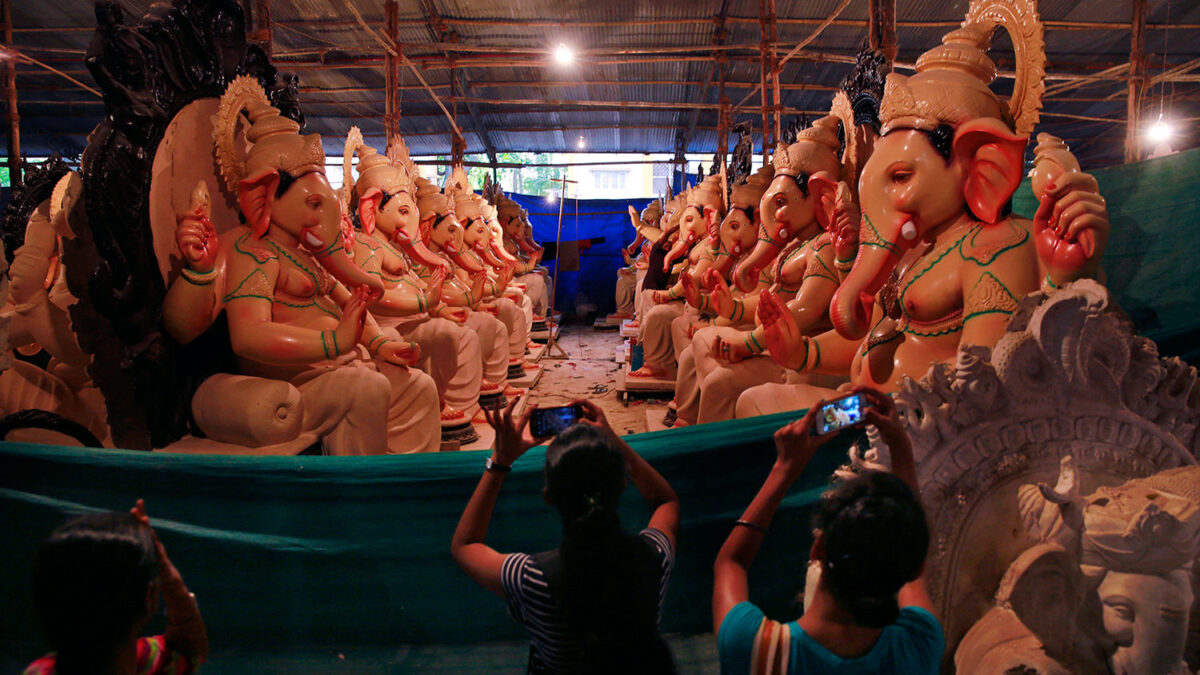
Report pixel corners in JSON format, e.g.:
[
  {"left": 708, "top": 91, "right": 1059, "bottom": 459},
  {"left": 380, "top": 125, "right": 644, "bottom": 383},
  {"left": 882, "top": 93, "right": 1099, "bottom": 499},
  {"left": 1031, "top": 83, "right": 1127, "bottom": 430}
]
[{"left": 538, "top": 177, "right": 576, "bottom": 361}]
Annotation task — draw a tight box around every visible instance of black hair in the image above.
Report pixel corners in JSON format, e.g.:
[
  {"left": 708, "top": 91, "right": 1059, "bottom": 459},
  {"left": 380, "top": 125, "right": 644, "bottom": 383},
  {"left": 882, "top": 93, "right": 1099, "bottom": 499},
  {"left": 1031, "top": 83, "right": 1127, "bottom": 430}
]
[
  {"left": 731, "top": 205, "right": 755, "bottom": 223},
  {"left": 32, "top": 512, "right": 158, "bottom": 672},
  {"left": 379, "top": 190, "right": 397, "bottom": 208},
  {"left": 274, "top": 169, "right": 300, "bottom": 199},
  {"left": 544, "top": 425, "right": 675, "bottom": 673},
  {"left": 815, "top": 471, "right": 929, "bottom": 628},
  {"left": 779, "top": 172, "right": 811, "bottom": 198},
  {"left": 922, "top": 124, "right": 955, "bottom": 163}
]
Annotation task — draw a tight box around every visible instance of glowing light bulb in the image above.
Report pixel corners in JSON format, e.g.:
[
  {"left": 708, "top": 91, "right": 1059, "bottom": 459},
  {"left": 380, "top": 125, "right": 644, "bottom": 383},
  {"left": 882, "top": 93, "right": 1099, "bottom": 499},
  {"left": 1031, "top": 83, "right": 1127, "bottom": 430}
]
[
  {"left": 546, "top": 191, "right": 557, "bottom": 204},
  {"left": 577, "top": 135, "right": 586, "bottom": 149},
  {"left": 554, "top": 43, "right": 574, "bottom": 66},
  {"left": 1148, "top": 118, "right": 1173, "bottom": 144}
]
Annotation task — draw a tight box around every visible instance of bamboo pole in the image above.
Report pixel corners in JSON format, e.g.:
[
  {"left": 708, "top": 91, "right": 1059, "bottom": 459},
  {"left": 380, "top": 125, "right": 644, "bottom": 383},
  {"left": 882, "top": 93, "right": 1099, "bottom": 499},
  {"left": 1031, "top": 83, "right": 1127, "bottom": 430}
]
[
  {"left": 736, "top": 0, "right": 855, "bottom": 111},
  {"left": 383, "top": 0, "right": 398, "bottom": 140},
  {"left": 1125, "top": 0, "right": 1147, "bottom": 163},
  {"left": 869, "top": 0, "right": 897, "bottom": 65},
  {"left": 253, "top": 0, "right": 272, "bottom": 56},
  {"left": 2, "top": 0, "right": 20, "bottom": 186}
]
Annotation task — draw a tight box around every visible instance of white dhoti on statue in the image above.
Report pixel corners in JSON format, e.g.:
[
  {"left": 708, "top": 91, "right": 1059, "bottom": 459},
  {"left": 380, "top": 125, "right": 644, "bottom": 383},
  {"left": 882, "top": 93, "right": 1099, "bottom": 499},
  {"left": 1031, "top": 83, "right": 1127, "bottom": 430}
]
[
  {"left": 517, "top": 272, "right": 549, "bottom": 317},
  {"left": 495, "top": 296, "right": 530, "bottom": 360},
  {"left": 615, "top": 269, "right": 637, "bottom": 316},
  {"left": 735, "top": 372, "right": 851, "bottom": 420},
  {"left": 638, "top": 300, "right": 685, "bottom": 374},
  {"left": 465, "top": 310, "right": 510, "bottom": 384},
  {"left": 380, "top": 314, "right": 482, "bottom": 412}
]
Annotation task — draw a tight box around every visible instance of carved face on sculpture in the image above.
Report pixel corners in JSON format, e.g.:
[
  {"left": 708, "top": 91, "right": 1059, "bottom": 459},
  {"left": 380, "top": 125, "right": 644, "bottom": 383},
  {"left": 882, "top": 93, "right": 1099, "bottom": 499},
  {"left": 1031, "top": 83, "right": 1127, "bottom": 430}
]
[
  {"left": 720, "top": 205, "right": 757, "bottom": 258},
  {"left": 1097, "top": 569, "right": 1193, "bottom": 675},
  {"left": 462, "top": 215, "right": 490, "bottom": 252}
]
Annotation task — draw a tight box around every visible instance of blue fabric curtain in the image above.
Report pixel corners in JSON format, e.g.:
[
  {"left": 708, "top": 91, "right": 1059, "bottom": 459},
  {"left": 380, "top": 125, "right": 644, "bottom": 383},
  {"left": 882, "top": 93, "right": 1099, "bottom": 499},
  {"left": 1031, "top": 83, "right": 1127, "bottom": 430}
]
[{"left": 508, "top": 193, "right": 658, "bottom": 317}]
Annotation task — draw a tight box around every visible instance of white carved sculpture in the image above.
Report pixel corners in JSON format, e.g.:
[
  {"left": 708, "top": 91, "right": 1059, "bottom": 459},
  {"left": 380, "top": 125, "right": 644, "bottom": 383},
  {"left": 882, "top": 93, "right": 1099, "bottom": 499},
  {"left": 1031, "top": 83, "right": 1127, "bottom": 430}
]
[{"left": 847, "top": 279, "right": 1200, "bottom": 668}]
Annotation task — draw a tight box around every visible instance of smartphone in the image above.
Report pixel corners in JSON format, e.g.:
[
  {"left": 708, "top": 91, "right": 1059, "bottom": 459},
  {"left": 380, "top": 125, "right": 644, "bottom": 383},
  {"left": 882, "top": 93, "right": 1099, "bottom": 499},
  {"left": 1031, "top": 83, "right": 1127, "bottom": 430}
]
[
  {"left": 813, "top": 393, "right": 869, "bottom": 435},
  {"left": 530, "top": 404, "right": 585, "bottom": 438}
]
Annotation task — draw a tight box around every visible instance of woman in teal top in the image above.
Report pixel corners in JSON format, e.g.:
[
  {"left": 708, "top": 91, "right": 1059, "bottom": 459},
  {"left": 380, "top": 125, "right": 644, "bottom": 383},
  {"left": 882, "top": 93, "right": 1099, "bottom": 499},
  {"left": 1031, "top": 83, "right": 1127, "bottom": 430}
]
[{"left": 712, "top": 388, "right": 943, "bottom": 674}]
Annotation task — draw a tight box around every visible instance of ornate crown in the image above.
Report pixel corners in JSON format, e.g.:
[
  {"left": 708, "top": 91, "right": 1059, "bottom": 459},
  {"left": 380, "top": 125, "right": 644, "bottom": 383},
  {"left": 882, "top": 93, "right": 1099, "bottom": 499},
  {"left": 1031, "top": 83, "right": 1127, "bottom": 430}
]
[
  {"left": 687, "top": 173, "right": 725, "bottom": 214},
  {"left": 878, "top": 0, "right": 1045, "bottom": 136},
  {"left": 415, "top": 175, "right": 453, "bottom": 220},
  {"left": 773, "top": 114, "right": 843, "bottom": 179},
  {"left": 214, "top": 75, "right": 325, "bottom": 195},
  {"left": 730, "top": 165, "right": 774, "bottom": 208}
]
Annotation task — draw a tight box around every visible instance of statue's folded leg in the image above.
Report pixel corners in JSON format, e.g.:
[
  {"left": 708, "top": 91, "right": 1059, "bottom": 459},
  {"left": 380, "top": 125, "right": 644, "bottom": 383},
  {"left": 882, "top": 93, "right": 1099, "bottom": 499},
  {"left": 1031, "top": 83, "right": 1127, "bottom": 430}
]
[
  {"left": 412, "top": 318, "right": 482, "bottom": 411},
  {"left": 495, "top": 297, "right": 529, "bottom": 360},
  {"left": 670, "top": 308, "right": 702, "bottom": 360},
  {"left": 615, "top": 272, "right": 637, "bottom": 316},
  {"left": 373, "top": 360, "right": 441, "bottom": 454},
  {"left": 674, "top": 346, "right": 700, "bottom": 425},
  {"left": 465, "top": 311, "right": 509, "bottom": 385},
  {"left": 638, "top": 302, "right": 684, "bottom": 375},
  {"left": 520, "top": 273, "right": 548, "bottom": 316},
  {"left": 735, "top": 381, "right": 839, "bottom": 419},
  {"left": 700, "top": 359, "right": 789, "bottom": 424},
  {"left": 403, "top": 318, "right": 468, "bottom": 404},
  {"left": 292, "top": 363, "right": 391, "bottom": 455}
]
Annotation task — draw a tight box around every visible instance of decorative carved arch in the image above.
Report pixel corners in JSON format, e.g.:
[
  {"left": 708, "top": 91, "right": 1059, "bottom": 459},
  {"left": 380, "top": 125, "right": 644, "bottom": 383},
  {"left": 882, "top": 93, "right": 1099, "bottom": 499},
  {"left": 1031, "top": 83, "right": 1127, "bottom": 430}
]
[
  {"left": 886, "top": 280, "right": 1200, "bottom": 660},
  {"left": 68, "top": 0, "right": 303, "bottom": 449}
]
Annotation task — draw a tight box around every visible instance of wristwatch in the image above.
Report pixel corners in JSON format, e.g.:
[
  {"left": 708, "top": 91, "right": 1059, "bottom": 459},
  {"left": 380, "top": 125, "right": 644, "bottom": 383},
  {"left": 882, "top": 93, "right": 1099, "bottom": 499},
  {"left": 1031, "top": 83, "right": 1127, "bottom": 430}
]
[{"left": 485, "top": 457, "right": 511, "bottom": 473}]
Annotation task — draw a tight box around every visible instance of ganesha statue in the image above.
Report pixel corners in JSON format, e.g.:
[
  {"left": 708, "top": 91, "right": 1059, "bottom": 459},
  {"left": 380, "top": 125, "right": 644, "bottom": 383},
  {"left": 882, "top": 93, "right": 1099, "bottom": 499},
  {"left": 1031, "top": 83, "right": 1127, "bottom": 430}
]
[
  {"left": 751, "top": 0, "right": 1110, "bottom": 414},
  {"left": 162, "top": 76, "right": 440, "bottom": 454},
  {"left": 957, "top": 459, "right": 1200, "bottom": 674}
]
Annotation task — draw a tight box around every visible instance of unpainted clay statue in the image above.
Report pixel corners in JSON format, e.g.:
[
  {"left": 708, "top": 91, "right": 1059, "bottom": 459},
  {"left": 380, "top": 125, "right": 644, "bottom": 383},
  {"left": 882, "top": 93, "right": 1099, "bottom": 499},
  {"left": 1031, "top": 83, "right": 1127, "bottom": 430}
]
[
  {"left": 163, "top": 76, "right": 440, "bottom": 454},
  {"left": 754, "top": 0, "right": 1110, "bottom": 413},
  {"left": 957, "top": 459, "right": 1200, "bottom": 675}
]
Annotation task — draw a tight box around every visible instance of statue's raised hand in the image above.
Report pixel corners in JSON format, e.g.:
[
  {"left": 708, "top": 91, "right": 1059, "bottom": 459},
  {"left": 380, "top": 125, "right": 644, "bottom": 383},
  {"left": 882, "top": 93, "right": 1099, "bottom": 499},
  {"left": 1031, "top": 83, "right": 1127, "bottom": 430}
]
[
  {"left": 1034, "top": 171, "right": 1109, "bottom": 283},
  {"left": 177, "top": 180, "right": 218, "bottom": 273},
  {"left": 425, "top": 266, "right": 446, "bottom": 306},
  {"left": 335, "top": 286, "right": 370, "bottom": 354},
  {"left": 680, "top": 269, "right": 701, "bottom": 308},
  {"left": 705, "top": 268, "right": 736, "bottom": 318},
  {"left": 831, "top": 182, "right": 860, "bottom": 265},
  {"left": 758, "top": 289, "right": 808, "bottom": 370}
]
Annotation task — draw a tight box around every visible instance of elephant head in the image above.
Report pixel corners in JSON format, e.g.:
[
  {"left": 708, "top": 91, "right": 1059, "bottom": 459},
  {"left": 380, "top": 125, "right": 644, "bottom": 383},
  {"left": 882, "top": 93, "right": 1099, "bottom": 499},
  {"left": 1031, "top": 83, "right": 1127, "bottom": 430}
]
[
  {"left": 216, "top": 78, "right": 382, "bottom": 299},
  {"left": 711, "top": 165, "right": 773, "bottom": 279},
  {"left": 732, "top": 116, "right": 844, "bottom": 292},
  {"left": 664, "top": 173, "right": 725, "bottom": 272},
  {"left": 829, "top": 11, "right": 1046, "bottom": 340},
  {"left": 414, "top": 173, "right": 482, "bottom": 273}
]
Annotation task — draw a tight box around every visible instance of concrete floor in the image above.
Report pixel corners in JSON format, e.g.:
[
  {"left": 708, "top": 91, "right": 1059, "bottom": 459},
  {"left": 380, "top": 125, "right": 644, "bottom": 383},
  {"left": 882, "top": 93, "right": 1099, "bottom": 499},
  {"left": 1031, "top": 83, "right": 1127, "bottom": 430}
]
[{"left": 526, "top": 323, "right": 672, "bottom": 436}]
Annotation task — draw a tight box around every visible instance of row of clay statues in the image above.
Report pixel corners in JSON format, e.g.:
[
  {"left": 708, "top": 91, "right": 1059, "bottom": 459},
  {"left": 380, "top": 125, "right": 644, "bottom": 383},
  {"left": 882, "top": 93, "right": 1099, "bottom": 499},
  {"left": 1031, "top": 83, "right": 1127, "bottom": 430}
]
[
  {"left": 619, "top": 0, "right": 1110, "bottom": 430},
  {"left": 0, "top": 76, "right": 551, "bottom": 454}
]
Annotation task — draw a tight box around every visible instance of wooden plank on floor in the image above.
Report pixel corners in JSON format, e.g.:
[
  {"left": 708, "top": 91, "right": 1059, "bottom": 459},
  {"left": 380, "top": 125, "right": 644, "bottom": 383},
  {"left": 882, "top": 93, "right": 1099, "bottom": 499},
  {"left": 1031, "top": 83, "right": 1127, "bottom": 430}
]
[{"left": 617, "top": 365, "right": 674, "bottom": 393}]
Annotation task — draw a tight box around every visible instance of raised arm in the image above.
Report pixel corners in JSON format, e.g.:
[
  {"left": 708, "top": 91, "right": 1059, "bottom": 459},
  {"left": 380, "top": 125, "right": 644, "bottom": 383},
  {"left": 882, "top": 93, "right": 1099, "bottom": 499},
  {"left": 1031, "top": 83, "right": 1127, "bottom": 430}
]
[
  {"left": 451, "top": 397, "right": 545, "bottom": 596},
  {"left": 855, "top": 388, "right": 934, "bottom": 614},
  {"left": 131, "top": 500, "right": 209, "bottom": 668},
  {"left": 574, "top": 399, "right": 679, "bottom": 549},
  {"left": 713, "top": 404, "right": 835, "bottom": 633}
]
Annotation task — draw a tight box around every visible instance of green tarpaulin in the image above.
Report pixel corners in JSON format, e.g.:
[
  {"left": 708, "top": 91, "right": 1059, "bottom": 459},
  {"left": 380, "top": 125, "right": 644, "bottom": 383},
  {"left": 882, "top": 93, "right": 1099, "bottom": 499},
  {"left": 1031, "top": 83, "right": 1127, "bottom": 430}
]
[{"left": 0, "top": 411, "right": 851, "bottom": 672}]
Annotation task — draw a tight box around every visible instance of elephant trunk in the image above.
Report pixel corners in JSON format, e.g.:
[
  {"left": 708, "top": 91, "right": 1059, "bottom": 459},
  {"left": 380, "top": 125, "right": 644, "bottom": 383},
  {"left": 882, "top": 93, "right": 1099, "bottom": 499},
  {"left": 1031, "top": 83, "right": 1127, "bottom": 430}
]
[
  {"left": 662, "top": 232, "right": 694, "bottom": 273},
  {"left": 732, "top": 225, "right": 782, "bottom": 292},
  {"left": 709, "top": 247, "right": 737, "bottom": 279},
  {"left": 401, "top": 237, "right": 450, "bottom": 271},
  {"left": 304, "top": 228, "right": 384, "bottom": 301},
  {"left": 447, "top": 247, "right": 485, "bottom": 273},
  {"left": 829, "top": 242, "right": 898, "bottom": 341}
]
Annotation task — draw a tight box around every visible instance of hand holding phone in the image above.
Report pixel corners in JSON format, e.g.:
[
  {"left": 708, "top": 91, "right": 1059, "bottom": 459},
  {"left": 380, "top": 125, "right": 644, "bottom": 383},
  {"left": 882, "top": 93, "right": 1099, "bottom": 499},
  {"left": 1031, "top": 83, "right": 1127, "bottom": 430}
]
[
  {"left": 529, "top": 404, "right": 585, "bottom": 438},
  {"left": 812, "top": 392, "right": 870, "bottom": 436}
]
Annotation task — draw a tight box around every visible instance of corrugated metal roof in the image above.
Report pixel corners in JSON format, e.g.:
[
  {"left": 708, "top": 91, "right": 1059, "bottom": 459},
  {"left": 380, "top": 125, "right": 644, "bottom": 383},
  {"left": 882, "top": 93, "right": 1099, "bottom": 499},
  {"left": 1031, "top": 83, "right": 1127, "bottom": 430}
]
[{"left": 7, "top": 0, "right": 1200, "bottom": 167}]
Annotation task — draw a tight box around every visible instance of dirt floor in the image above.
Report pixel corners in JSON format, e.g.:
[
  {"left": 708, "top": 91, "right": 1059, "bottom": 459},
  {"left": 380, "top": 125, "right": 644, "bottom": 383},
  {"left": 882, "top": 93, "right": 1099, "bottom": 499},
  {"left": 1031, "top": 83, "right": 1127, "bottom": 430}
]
[{"left": 526, "top": 323, "right": 672, "bottom": 436}]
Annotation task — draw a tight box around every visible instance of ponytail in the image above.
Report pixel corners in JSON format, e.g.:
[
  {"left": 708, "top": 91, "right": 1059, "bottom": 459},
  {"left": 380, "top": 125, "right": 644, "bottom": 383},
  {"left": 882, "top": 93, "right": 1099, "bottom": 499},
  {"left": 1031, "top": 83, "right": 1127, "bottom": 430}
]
[{"left": 546, "top": 425, "right": 676, "bottom": 674}]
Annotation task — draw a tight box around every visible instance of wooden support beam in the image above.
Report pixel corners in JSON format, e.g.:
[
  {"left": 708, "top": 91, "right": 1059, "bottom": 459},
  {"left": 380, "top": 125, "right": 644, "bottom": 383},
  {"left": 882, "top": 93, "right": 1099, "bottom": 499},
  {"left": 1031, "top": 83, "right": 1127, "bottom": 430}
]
[
  {"left": 678, "top": 4, "right": 728, "bottom": 171},
  {"left": 869, "top": 0, "right": 897, "bottom": 66},
  {"left": 1125, "top": 0, "right": 1147, "bottom": 163},
  {"left": 2, "top": 0, "right": 19, "bottom": 186},
  {"left": 383, "top": 0, "right": 399, "bottom": 141},
  {"left": 419, "top": 0, "right": 497, "bottom": 165},
  {"left": 252, "top": 0, "right": 272, "bottom": 56}
]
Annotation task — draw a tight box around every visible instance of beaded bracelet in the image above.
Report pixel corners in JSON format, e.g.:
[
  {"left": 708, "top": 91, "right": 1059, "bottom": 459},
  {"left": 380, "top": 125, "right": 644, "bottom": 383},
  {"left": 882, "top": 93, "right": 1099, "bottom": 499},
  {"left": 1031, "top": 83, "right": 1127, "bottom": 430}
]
[{"left": 180, "top": 267, "right": 218, "bottom": 286}]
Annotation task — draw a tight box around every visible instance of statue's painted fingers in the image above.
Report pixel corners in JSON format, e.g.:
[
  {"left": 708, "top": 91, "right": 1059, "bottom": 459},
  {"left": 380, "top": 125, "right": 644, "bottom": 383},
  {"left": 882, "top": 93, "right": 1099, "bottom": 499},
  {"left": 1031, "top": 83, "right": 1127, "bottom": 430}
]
[{"left": 1057, "top": 200, "right": 1106, "bottom": 240}]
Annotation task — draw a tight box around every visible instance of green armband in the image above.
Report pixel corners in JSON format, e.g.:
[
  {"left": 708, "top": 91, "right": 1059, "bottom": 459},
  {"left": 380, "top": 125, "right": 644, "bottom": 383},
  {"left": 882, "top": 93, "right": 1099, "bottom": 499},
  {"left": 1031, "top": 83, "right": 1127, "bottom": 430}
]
[
  {"left": 1044, "top": 273, "right": 1059, "bottom": 290},
  {"left": 668, "top": 288, "right": 681, "bottom": 301},
  {"left": 745, "top": 331, "right": 766, "bottom": 354}
]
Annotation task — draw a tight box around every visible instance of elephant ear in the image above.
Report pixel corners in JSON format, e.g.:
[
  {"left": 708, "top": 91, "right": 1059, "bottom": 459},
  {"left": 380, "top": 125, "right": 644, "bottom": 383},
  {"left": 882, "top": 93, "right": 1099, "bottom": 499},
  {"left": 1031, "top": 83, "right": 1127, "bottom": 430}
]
[
  {"left": 808, "top": 171, "right": 840, "bottom": 231},
  {"left": 357, "top": 186, "right": 383, "bottom": 236},
  {"left": 953, "top": 118, "right": 1027, "bottom": 225},
  {"left": 419, "top": 215, "right": 433, "bottom": 248},
  {"left": 238, "top": 168, "right": 282, "bottom": 238}
]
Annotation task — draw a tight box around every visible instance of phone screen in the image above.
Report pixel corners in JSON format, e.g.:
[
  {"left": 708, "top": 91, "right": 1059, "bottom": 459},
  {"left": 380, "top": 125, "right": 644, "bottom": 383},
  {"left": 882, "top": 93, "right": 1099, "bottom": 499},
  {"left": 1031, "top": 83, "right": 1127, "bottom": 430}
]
[
  {"left": 530, "top": 405, "right": 584, "bottom": 438},
  {"left": 813, "top": 393, "right": 867, "bottom": 435}
]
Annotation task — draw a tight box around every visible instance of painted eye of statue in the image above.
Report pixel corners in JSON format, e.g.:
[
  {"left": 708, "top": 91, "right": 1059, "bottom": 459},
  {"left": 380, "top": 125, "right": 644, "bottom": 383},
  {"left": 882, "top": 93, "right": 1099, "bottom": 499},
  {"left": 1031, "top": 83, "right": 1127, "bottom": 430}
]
[
  {"left": 399, "top": 206, "right": 409, "bottom": 217},
  {"left": 306, "top": 196, "right": 322, "bottom": 210},
  {"left": 1160, "top": 606, "right": 1188, "bottom": 624},
  {"left": 774, "top": 195, "right": 787, "bottom": 208},
  {"left": 890, "top": 169, "right": 913, "bottom": 184}
]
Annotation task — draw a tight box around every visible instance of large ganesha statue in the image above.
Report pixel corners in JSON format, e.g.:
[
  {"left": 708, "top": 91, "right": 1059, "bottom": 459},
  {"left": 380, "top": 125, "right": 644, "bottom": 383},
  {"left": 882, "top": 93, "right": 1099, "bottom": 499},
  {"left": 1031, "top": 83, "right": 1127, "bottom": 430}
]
[{"left": 754, "top": 0, "right": 1111, "bottom": 411}]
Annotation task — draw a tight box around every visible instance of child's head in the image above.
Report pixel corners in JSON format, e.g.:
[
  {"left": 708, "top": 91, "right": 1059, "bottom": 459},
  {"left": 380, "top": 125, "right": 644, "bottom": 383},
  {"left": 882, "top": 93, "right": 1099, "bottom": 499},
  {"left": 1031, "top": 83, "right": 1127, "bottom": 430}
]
[
  {"left": 33, "top": 512, "right": 158, "bottom": 660},
  {"left": 815, "top": 470, "right": 929, "bottom": 627},
  {"left": 544, "top": 423, "right": 626, "bottom": 520}
]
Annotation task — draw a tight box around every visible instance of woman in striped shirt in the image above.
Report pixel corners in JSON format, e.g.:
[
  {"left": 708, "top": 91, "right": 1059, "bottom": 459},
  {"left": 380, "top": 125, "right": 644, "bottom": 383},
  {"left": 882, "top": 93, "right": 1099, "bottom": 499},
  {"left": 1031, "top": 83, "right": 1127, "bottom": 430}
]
[{"left": 452, "top": 397, "right": 680, "bottom": 674}]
